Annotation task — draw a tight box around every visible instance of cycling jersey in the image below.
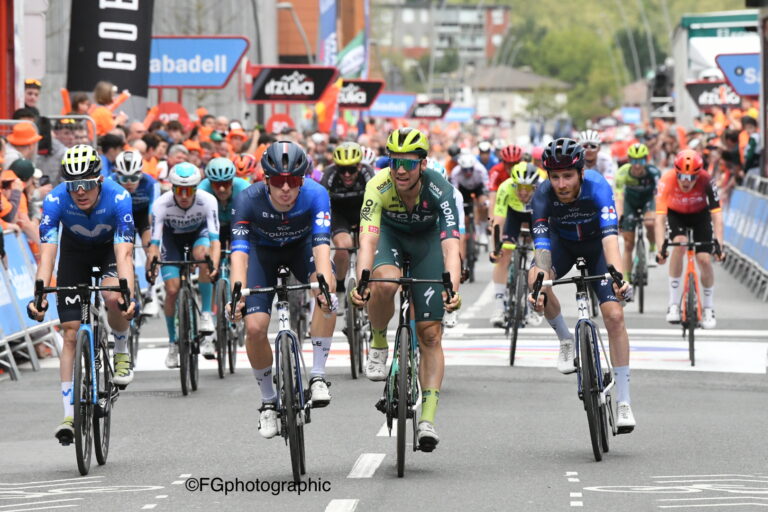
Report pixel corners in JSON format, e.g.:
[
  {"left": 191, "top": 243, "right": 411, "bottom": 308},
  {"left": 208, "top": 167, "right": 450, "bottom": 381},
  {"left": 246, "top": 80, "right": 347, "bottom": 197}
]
[
  {"left": 479, "top": 153, "right": 498, "bottom": 171},
  {"left": 614, "top": 163, "right": 661, "bottom": 206},
  {"left": 150, "top": 189, "right": 220, "bottom": 245},
  {"left": 231, "top": 178, "right": 331, "bottom": 251},
  {"left": 320, "top": 163, "right": 375, "bottom": 212},
  {"left": 531, "top": 169, "right": 619, "bottom": 251},
  {"left": 360, "top": 168, "right": 460, "bottom": 238},
  {"left": 488, "top": 162, "right": 510, "bottom": 192},
  {"left": 197, "top": 176, "right": 250, "bottom": 225},
  {"left": 108, "top": 173, "right": 160, "bottom": 213},
  {"left": 40, "top": 178, "right": 135, "bottom": 246},
  {"left": 450, "top": 161, "right": 488, "bottom": 191},
  {"left": 494, "top": 177, "right": 531, "bottom": 215},
  {"left": 584, "top": 152, "right": 616, "bottom": 181},
  {"left": 655, "top": 169, "right": 721, "bottom": 216}
]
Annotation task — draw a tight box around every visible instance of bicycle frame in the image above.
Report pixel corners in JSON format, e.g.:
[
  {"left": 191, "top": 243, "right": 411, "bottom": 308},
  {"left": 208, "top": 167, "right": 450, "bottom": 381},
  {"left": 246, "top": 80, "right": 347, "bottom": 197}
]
[{"left": 681, "top": 246, "right": 702, "bottom": 325}]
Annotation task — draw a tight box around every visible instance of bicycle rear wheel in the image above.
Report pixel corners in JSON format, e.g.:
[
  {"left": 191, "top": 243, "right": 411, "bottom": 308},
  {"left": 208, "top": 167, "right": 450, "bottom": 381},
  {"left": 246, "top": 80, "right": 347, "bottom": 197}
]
[
  {"left": 93, "top": 327, "right": 112, "bottom": 465},
  {"left": 214, "top": 280, "right": 228, "bottom": 379},
  {"left": 396, "top": 325, "right": 409, "bottom": 477},
  {"left": 279, "top": 333, "right": 303, "bottom": 483},
  {"left": 578, "top": 325, "right": 602, "bottom": 462},
  {"left": 599, "top": 372, "right": 612, "bottom": 454},
  {"left": 687, "top": 274, "right": 697, "bottom": 366},
  {"left": 635, "top": 238, "right": 646, "bottom": 314},
  {"left": 346, "top": 277, "right": 360, "bottom": 379},
  {"left": 73, "top": 330, "right": 93, "bottom": 475},
  {"left": 189, "top": 308, "right": 199, "bottom": 392},
  {"left": 178, "top": 288, "right": 191, "bottom": 396}
]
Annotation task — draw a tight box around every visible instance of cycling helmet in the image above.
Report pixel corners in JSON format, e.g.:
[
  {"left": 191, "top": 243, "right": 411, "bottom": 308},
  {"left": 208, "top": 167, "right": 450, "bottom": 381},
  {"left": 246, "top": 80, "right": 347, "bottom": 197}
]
[
  {"left": 531, "top": 146, "right": 544, "bottom": 162},
  {"left": 492, "top": 138, "right": 506, "bottom": 151},
  {"left": 261, "top": 140, "right": 309, "bottom": 177},
  {"left": 511, "top": 162, "right": 541, "bottom": 186},
  {"left": 361, "top": 146, "right": 377, "bottom": 166},
  {"left": 233, "top": 153, "right": 258, "bottom": 178},
  {"left": 425, "top": 157, "right": 447, "bottom": 179},
  {"left": 333, "top": 141, "right": 363, "bottom": 166},
  {"left": 61, "top": 144, "right": 102, "bottom": 180},
  {"left": 478, "top": 141, "right": 492, "bottom": 153},
  {"left": 673, "top": 149, "right": 703, "bottom": 175},
  {"left": 169, "top": 162, "right": 202, "bottom": 187},
  {"left": 115, "top": 149, "right": 143, "bottom": 177},
  {"left": 578, "top": 129, "right": 602, "bottom": 146},
  {"left": 627, "top": 143, "right": 649, "bottom": 160},
  {"left": 447, "top": 144, "right": 461, "bottom": 158},
  {"left": 542, "top": 138, "right": 585, "bottom": 172},
  {"left": 500, "top": 144, "right": 524, "bottom": 164},
  {"left": 386, "top": 127, "right": 429, "bottom": 158},
  {"left": 457, "top": 153, "right": 476, "bottom": 170},
  {"left": 205, "top": 157, "right": 236, "bottom": 182}
]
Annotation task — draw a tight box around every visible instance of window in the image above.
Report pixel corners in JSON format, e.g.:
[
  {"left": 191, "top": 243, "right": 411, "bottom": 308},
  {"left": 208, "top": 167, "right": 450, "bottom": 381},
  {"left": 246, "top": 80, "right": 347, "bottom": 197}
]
[
  {"left": 492, "top": 9, "right": 504, "bottom": 25},
  {"left": 420, "top": 9, "right": 429, "bottom": 24},
  {"left": 402, "top": 9, "right": 414, "bottom": 23},
  {"left": 420, "top": 35, "right": 430, "bottom": 47},
  {"left": 403, "top": 34, "right": 415, "bottom": 48}
]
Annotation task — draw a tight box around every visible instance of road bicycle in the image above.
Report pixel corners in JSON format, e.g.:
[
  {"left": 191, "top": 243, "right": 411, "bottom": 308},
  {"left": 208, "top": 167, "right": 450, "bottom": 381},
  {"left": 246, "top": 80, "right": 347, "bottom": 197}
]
[
  {"left": 629, "top": 208, "right": 649, "bottom": 314},
  {"left": 358, "top": 258, "right": 453, "bottom": 477},
  {"left": 33, "top": 271, "right": 130, "bottom": 475},
  {"left": 232, "top": 268, "right": 332, "bottom": 483},
  {"left": 335, "top": 242, "right": 371, "bottom": 379},
  {"left": 658, "top": 228, "right": 721, "bottom": 367},
  {"left": 463, "top": 200, "right": 478, "bottom": 283},
  {"left": 531, "top": 258, "right": 626, "bottom": 462},
  {"left": 148, "top": 246, "right": 214, "bottom": 396},
  {"left": 213, "top": 245, "right": 243, "bottom": 377}
]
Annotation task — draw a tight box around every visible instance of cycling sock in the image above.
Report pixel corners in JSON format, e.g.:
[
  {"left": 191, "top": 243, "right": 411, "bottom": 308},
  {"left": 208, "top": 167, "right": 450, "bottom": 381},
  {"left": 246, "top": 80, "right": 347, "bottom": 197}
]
[
  {"left": 310, "top": 337, "right": 332, "bottom": 377},
  {"left": 336, "top": 279, "right": 345, "bottom": 293},
  {"left": 669, "top": 276, "right": 683, "bottom": 306},
  {"left": 371, "top": 327, "right": 388, "bottom": 349},
  {"left": 253, "top": 366, "right": 276, "bottom": 402},
  {"left": 494, "top": 283, "right": 506, "bottom": 310},
  {"left": 61, "top": 381, "right": 74, "bottom": 417},
  {"left": 547, "top": 314, "right": 572, "bottom": 341},
  {"left": 419, "top": 388, "right": 440, "bottom": 424},
  {"left": 613, "top": 366, "right": 630, "bottom": 404},
  {"left": 112, "top": 328, "right": 130, "bottom": 354},
  {"left": 199, "top": 281, "right": 213, "bottom": 312},
  {"left": 702, "top": 286, "right": 714, "bottom": 309},
  {"left": 165, "top": 315, "right": 177, "bottom": 343}
]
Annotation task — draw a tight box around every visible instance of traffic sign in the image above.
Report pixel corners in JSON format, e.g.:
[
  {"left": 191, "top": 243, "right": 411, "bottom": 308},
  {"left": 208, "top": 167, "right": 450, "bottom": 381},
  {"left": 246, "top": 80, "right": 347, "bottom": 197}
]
[
  {"left": 149, "top": 36, "right": 249, "bottom": 88},
  {"left": 715, "top": 53, "right": 760, "bottom": 97}
]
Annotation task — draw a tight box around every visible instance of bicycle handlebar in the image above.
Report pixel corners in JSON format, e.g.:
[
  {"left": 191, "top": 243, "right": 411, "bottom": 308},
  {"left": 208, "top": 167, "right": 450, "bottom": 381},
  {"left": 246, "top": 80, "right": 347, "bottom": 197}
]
[
  {"left": 657, "top": 238, "right": 721, "bottom": 262},
  {"left": 146, "top": 255, "right": 215, "bottom": 284},
  {"left": 230, "top": 275, "right": 332, "bottom": 320},
  {"left": 531, "top": 265, "right": 625, "bottom": 305},
  {"left": 357, "top": 269, "right": 454, "bottom": 305},
  {"left": 34, "top": 277, "right": 131, "bottom": 313}
]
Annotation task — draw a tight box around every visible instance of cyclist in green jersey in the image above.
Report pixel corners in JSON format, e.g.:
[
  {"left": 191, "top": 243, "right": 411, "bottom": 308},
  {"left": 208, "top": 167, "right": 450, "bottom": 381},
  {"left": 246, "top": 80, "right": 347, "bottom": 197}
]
[
  {"left": 350, "top": 127, "right": 461, "bottom": 451},
  {"left": 615, "top": 143, "right": 661, "bottom": 280}
]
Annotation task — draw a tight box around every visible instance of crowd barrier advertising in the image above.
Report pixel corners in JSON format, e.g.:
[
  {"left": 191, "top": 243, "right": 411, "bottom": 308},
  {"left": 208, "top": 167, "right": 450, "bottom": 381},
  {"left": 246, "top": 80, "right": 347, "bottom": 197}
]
[{"left": 724, "top": 188, "right": 768, "bottom": 271}]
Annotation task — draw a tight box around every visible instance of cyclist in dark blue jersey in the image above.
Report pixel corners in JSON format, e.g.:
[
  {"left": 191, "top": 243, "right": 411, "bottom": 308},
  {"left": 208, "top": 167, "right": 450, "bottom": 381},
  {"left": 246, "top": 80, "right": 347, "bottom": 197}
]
[
  {"left": 27, "top": 145, "right": 137, "bottom": 445},
  {"left": 229, "top": 141, "right": 337, "bottom": 440},
  {"left": 110, "top": 149, "right": 159, "bottom": 249},
  {"left": 528, "top": 138, "right": 636, "bottom": 432}
]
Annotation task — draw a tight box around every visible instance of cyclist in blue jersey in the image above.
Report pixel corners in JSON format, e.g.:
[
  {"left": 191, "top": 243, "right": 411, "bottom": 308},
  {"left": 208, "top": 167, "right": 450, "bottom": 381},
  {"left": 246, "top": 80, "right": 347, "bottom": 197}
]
[
  {"left": 26, "top": 145, "right": 137, "bottom": 445},
  {"left": 228, "top": 141, "right": 337, "bottom": 440},
  {"left": 528, "top": 138, "right": 636, "bottom": 432},
  {"left": 145, "top": 163, "right": 221, "bottom": 365},
  {"left": 111, "top": 149, "right": 159, "bottom": 249},
  {"left": 198, "top": 157, "right": 250, "bottom": 249},
  {"left": 477, "top": 140, "right": 499, "bottom": 171}
]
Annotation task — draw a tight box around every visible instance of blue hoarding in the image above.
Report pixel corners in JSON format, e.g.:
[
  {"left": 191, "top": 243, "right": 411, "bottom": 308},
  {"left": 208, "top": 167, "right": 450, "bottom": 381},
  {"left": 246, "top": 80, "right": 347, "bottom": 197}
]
[
  {"left": 367, "top": 93, "right": 416, "bottom": 118},
  {"left": 149, "top": 37, "right": 249, "bottom": 88},
  {"left": 715, "top": 53, "right": 760, "bottom": 97}
]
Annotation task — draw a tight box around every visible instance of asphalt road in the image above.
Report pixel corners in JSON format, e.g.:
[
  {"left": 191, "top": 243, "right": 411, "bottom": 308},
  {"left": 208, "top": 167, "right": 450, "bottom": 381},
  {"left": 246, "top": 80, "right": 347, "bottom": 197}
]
[{"left": 2, "top": 252, "right": 767, "bottom": 511}]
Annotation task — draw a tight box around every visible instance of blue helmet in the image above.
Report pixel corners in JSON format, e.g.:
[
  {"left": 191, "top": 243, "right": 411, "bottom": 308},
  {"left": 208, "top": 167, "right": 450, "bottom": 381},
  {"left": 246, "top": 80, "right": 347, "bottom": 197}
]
[
  {"left": 425, "top": 157, "right": 447, "bottom": 179},
  {"left": 169, "top": 162, "right": 201, "bottom": 187},
  {"left": 205, "top": 157, "right": 236, "bottom": 182}
]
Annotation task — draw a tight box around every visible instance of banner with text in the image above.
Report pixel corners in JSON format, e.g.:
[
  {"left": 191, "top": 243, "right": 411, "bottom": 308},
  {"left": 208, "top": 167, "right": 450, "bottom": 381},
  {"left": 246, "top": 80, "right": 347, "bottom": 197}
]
[
  {"left": 338, "top": 79, "right": 384, "bottom": 110},
  {"left": 685, "top": 81, "right": 742, "bottom": 109},
  {"left": 248, "top": 66, "right": 339, "bottom": 104},
  {"left": 366, "top": 93, "right": 417, "bottom": 118},
  {"left": 408, "top": 101, "right": 452, "bottom": 120},
  {"left": 317, "top": 0, "right": 338, "bottom": 66}
]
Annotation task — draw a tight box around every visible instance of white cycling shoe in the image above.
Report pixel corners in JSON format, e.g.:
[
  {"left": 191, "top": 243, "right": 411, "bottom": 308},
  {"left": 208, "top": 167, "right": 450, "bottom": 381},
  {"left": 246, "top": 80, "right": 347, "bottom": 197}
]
[
  {"left": 417, "top": 421, "right": 440, "bottom": 452},
  {"left": 141, "top": 300, "right": 160, "bottom": 317},
  {"left": 309, "top": 376, "right": 331, "bottom": 407},
  {"left": 557, "top": 339, "right": 576, "bottom": 374},
  {"left": 258, "top": 402, "right": 278, "bottom": 439},
  {"left": 200, "top": 335, "right": 216, "bottom": 359},
  {"left": 165, "top": 344, "right": 179, "bottom": 369},
  {"left": 365, "top": 348, "right": 388, "bottom": 381},
  {"left": 701, "top": 308, "right": 716, "bottom": 329},
  {"left": 199, "top": 312, "right": 215, "bottom": 334},
  {"left": 443, "top": 310, "right": 458, "bottom": 328},
  {"left": 616, "top": 402, "right": 636, "bottom": 434},
  {"left": 666, "top": 304, "right": 681, "bottom": 323},
  {"left": 490, "top": 310, "right": 505, "bottom": 328}
]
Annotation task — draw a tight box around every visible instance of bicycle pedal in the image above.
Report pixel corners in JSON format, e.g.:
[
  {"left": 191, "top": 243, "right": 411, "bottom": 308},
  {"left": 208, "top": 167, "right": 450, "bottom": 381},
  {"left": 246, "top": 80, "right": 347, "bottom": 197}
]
[
  {"left": 116, "top": 384, "right": 127, "bottom": 391},
  {"left": 375, "top": 397, "right": 387, "bottom": 414},
  {"left": 617, "top": 425, "right": 635, "bottom": 435}
]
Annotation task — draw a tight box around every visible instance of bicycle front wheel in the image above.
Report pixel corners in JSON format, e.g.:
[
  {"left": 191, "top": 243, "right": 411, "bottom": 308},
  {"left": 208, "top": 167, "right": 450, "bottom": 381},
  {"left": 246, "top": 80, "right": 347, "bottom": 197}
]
[
  {"left": 93, "top": 327, "right": 112, "bottom": 466},
  {"left": 346, "top": 277, "right": 360, "bottom": 379},
  {"left": 214, "top": 280, "right": 228, "bottom": 379},
  {"left": 279, "top": 333, "right": 303, "bottom": 483},
  {"left": 510, "top": 263, "right": 526, "bottom": 366},
  {"left": 177, "top": 288, "right": 191, "bottom": 396},
  {"left": 230, "top": 323, "right": 242, "bottom": 373},
  {"left": 686, "top": 274, "right": 697, "bottom": 366},
  {"left": 635, "top": 238, "right": 646, "bottom": 314},
  {"left": 396, "top": 325, "right": 410, "bottom": 477},
  {"left": 73, "top": 330, "right": 94, "bottom": 475},
  {"left": 578, "top": 325, "right": 602, "bottom": 462}
]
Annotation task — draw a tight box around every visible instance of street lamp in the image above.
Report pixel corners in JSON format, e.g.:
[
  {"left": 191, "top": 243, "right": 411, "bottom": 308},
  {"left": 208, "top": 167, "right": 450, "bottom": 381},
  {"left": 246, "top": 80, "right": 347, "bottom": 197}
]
[{"left": 276, "top": 2, "right": 314, "bottom": 64}]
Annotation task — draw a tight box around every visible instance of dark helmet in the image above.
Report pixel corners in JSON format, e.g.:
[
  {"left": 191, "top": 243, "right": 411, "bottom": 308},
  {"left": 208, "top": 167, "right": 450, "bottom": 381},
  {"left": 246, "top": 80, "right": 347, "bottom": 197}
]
[
  {"left": 260, "top": 140, "right": 309, "bottom": 177},
  {"left": 447, "top": 144, "right": 461, "bottom": 158},
  {"left": 541, "top": 138, "right": 585, "bottom": 172}
]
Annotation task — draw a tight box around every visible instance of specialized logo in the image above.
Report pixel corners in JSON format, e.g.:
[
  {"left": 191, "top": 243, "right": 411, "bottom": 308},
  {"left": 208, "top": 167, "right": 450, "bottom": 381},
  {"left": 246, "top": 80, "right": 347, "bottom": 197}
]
[
  {"left": 600, "top": 206, "right": 617, "bottom": 221},
  {"left": 265, "top": 71, "right": 314, "bottom": 96},
  {"left": 424, "top": 286, "right": 435, "bottom": 306},
  {"left": 315, "top": 211, "right": 331, "bottom": 227}
]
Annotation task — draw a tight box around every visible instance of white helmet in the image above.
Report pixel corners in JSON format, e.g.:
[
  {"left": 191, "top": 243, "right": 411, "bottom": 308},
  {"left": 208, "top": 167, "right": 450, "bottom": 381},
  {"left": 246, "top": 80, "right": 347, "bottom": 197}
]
[
  {"left": 492, "top": 138, "right": 506, "bottom": 151},
  {"left": 361, "top": 146, "right": 377, "bottom": 166},
  {"left": 115, "top": 149, "right": 143, "bottom": 177},
  {"left": 478, "top": 141, "right": 493, "bottom": 153},
  {"left": 457, "top": 153, "right": 476, "bottom": 170},
  {"left": 62, "top": 144, "right": 102, "bottom": 180},
  {"left": 578, "top": 130, "right": 602, "bottom": 146},
  {"left": 169, "top": 162, "right": 202, "bottom": 187},
  {"left": 425, "top": 158, "right": 447, "bottom": 179}
]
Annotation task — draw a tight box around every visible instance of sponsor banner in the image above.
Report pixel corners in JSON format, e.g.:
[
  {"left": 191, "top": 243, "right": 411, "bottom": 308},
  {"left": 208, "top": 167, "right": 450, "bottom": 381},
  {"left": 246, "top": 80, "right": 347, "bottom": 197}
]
[
  {"left": 317, "top": 0, "right": 338, "bottom": 66},
  {"left": 248, "top": 66, "right": 338, "bottom": 103},
  {"left": 266, "top": 113, "right": 296, "bottom": 134},
  {"left": 620, "top": 106, "right": 642, "bottom": 124},
  {"left": 476, "top": 116, "right": 502, "bottom": 126},
  {"left": 149, "top": 36, "right": 249, "bottom": 88},
  {"left": 444, "top": 106, "right": 475, "bottom": 123},
  {"left": 715, "top": 53, "right": 760, "bottom": 97},
  {"left": 685, "top": 81, "right": 742, "bottom": 109},
  {"left": 338, "top": 79, "right": 384, "bottom": 110},
  {"left": 337, "top": 30, "right": 366, "bottom": 78},
  {"left": 367, "top": 92, "right": 417, "bottom": 118},
  {"left": 66, "top": 0, "right": 155, "bottom": 96},
  {"left": 155, "top": 102, "right": 191, "bottom": 130},
  {"left": 408, "top": 100, "right": 452, "bottom": 120},
  {"left": 724, "top": 188, "right": 768, "bottom": 271}
]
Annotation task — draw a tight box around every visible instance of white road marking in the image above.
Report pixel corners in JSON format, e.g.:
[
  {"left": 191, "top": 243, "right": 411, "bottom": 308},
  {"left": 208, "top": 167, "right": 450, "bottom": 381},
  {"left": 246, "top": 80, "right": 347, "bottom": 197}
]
[
  {"left": 566, "top": 472, "right": 579, "bottom": 476},
  {"left": 2, "top": 506, "right": 80, "bottom": 512},
  {"left": 658, "top": 504, "right": 768, "bottom": 509},
  {"left": 155, "top": 495, "right": 168, "bottom": 499},
  {"left": 570, "top": 502, "right": 583, "bottom": 507},
  {"left": 141, "top": 506, "right": 157, "bottom": 510},
  {"left": 325, "top": 499, "right": 359, "bottom": 512},
  {"left": 0, "top": 477, "right": 102, "bottom": 486},
  {"left": 567, "top": 477, "right": 580, "bottom": 483},
  {"left": 347, "top": 453, "right": 386, "bottom": 479},
  {"left": 171, "top": 481, "right": 184, "bottom": 485},
  {"left": 179, "top": 473, "right": 191, "bottom": 478},
  {"left": 659, "top": 498, "right": 768, "bottom": 502},
  {"left": 652, "top": 474, "right": 765, "bottom": 478},
  {"left": 570, "top": 492, "right": 583, "bottom": 498},
  {"left": 0, "top": 501, "right": 82, "bottom": 509},
  {"left": 377, "top": 421, "right": 393, "bottom": 437}
]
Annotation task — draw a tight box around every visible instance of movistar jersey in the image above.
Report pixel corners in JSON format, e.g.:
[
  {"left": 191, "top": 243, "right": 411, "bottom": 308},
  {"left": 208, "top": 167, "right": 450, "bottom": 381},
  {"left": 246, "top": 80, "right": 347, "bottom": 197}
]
[
  {"left": 109, "top": 173, "right": 160, "bottom": 213},
  {"left": 614, "top": 163, "right": 660, "bottom": 206},
  {"left": 359, "top": 168, "right": 460, "bottom": 238},
  {"left": 198, "top": 177, "right": 250, "bottom": 224},
  {"left": 531, "top": 169, "right": 619, "bottom": 250},
  {"left": 231, "top": 178, "right": 331, "bottom": 251},
  {"left": 40, "top": 178, "right": 135, "bottom": 245}
]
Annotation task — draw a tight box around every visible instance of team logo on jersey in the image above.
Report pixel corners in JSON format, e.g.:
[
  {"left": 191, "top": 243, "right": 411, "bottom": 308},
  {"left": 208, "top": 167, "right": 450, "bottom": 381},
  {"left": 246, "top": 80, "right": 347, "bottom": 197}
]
[
  {"left": 533, "top": 224, "right": 548, "bottom": 235},
  {"left": 600, "top": 206, "right": 617, "bottom": 221},
  {"left": 428, "top": 182, "right": 441, "bottom": 199},
  {"left": 123, "top": 213, "right": 133, "bottom": 224},
  {"left": 64, "top": 295, "right": 81, "bottom": 305},
  {"left": 46, "top": 195, "right": 60, "bottom": 204},
  {"left": 315, "top": 211, "right": 331, "bottom": 227},
  {"left": 41, "top": 214, "right": 51, "bottom": 226},
  {"left": 232, "top": 222, "right": 249, "bottom": 236},
  {"left": 115, "top": 190, "right": 130, "bottom": 202}
]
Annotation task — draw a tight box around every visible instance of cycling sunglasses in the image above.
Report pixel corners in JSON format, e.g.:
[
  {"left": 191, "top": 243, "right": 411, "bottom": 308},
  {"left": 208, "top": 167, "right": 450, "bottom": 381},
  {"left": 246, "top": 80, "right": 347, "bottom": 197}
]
[
  {"left": 212, "top": 179, "right": 233, "bottom": 188},
  {"left": 582, "top": 143, "right": 599, "bottom": 150},
  {"left": 517, "top": 184, "right": 535, "bottom": 193},
  {"left": 676, "top": 172, "right": 698, "bottom": 182},
  {"left": 629, "top": 158, "right": 646, "bottom": 165},
  {"left": 66, "top": 179, "right": 100, "bottom": 192},
  {"left": 338, "top": 166, "right": 359, "bottom": 175},
  {"left": 390, "top": 157, "right": 422, "bottom": 172},
  {"left": 117, "top": 174, "right": 141, "bottom": 184},
  {"left": 172, "top": 185, "right": 196, "bottom": 197},
  {"left": 267, "top": 175, "right": 303, "bottom": 189}
]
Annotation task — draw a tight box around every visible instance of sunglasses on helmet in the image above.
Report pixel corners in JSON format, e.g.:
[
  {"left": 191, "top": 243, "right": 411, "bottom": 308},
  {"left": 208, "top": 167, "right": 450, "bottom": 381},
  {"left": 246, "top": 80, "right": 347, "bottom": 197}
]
[
  {"left": 173, "top": 185, "right": 196, "bottom": 197},
  {"left": 117, "top": 174, "right": 141, "bottom": 184},
  {"left": 390, "top": 157, "right": 422, "bottom": 172},
  {"left": 66, "top": 179, "right": 100, "bottom": 192},
  {"left": 267, "top": 175, "right": 303, "bottom": 189},
  {"left": 676, "top": 172, "right": 698, "bottom": 182},
  {"left": 337, "top": 166, "right": 359, "bottom": 175}
]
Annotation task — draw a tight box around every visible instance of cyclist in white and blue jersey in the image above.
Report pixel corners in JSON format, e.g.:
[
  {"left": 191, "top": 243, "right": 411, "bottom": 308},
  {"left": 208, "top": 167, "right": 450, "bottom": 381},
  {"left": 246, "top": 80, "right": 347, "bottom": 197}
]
[
  {"left": 145, "top": 163, "right": 220, "bottom": 367},
  {"left": 528, "top": 138, "right": 636, "bottom": 432},
  {"left": 198, "top": 157, "right": 250, "bottom": 249},
  {"left": 26, "top": 145, "right": 137, "bottom": 445},
  {"left": 228, "top": 141, "right": 337, "bottom": 440}
]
